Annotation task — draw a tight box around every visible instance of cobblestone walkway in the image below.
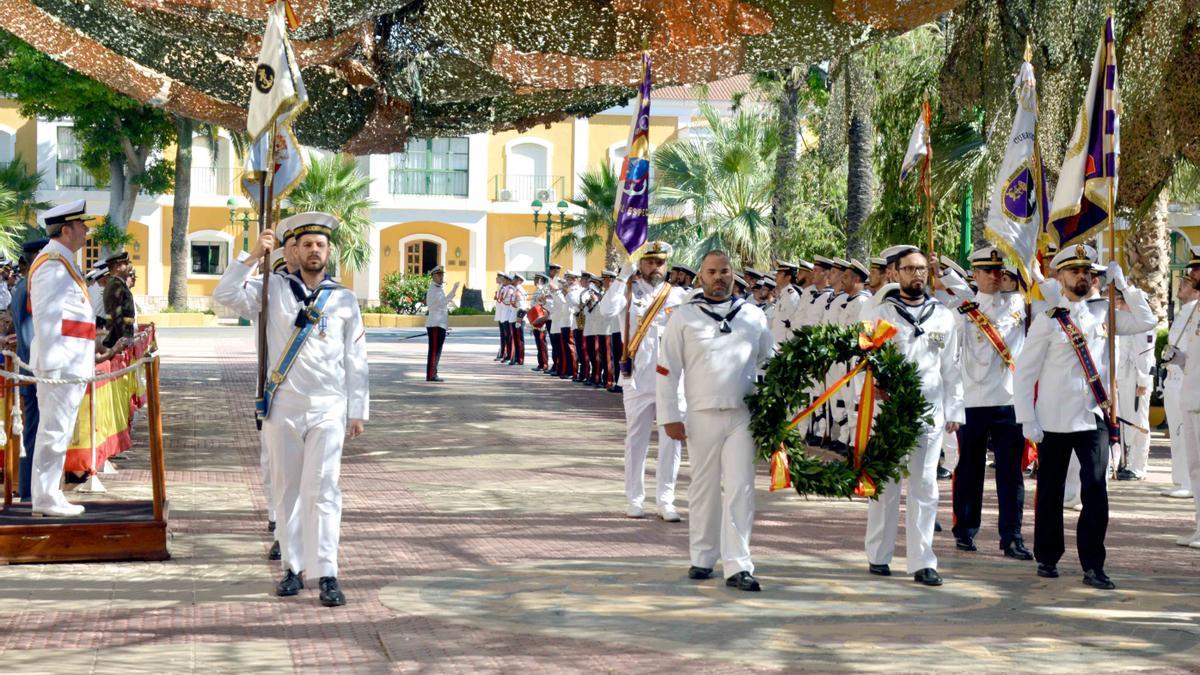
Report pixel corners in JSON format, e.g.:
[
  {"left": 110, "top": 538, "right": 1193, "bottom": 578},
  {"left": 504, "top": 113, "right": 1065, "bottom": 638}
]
[{"left": 1, "top": 327, "right": 1197, "bottom": 673}]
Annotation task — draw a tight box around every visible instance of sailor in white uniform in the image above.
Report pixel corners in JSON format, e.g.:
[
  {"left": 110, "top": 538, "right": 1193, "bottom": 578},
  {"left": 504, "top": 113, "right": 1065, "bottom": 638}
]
[
  {"left": 596, "top": 242, "right": 687, "bottom": 521},
  {"left": 1162, "top": 280, "right": 1198, "bottom": 498},
  {"left": 1175, "top": 246, "right": 1200, "bottom": 548},
  {"left": 861, "top": 246, "right": 963, "bottom": 586},
  {"left": 658, "top": 249, "right": 773, "bottom": 591},
  {"left": 770, "top": 261, "right": 803, "bottom": 344},
  {"left": 214, "top": 212, "right": 369, "bottom": 607}
]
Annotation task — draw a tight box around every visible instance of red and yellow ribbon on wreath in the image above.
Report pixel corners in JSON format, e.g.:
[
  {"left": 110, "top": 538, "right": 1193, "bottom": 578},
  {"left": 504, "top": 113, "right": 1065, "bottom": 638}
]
[{"left": 769, "top": 320, "right": 899, "bottom": 496}]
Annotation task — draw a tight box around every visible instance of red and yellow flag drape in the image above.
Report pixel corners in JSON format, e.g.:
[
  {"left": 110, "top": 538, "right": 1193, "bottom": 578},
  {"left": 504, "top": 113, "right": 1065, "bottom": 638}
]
[
  {"left": 770, "top": 320, "right": 898, "bottom": 497},
  {"left": 65, "top": 325, "right": 156, "bottom": 474}
]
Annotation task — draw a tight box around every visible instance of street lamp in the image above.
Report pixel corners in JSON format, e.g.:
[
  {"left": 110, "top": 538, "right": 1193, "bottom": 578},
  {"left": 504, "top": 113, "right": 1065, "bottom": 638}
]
[
  {"left": 227, "top": 197, "right": 258, "bottom": 326},
  {"left": 531, "top": 198, "right": 570, "bottom": 273}
]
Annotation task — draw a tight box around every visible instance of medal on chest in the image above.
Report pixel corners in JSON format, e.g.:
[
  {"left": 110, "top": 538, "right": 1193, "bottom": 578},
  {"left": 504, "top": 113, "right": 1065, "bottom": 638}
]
[
  {"left": 927, "top": 330, "right": 947, "bottom": 349},
  {"left": 319, "top": 314, "right": 328, "bottom": 338}
]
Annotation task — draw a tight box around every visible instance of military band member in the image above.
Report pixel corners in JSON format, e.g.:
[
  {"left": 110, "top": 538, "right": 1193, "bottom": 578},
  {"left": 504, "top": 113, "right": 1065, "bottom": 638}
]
[
  {"left": 596, "top": 270, "right": 621, "bottom": 389},
  {"left": 570, "top": 273, "right": 589, "bottom": 381},
  {"left": 861, "top": 246, "right": 963, "bottom": 586},
  {"left": 545, "top": 264, "right": 563, "bottom": 375},
  {"left": 425, "top": 265, "right": 458, "bottom": 382},
  {"left": 943, "top": 246, "right": 1032, "bottom": 560},
  {"left": 556, "top": 271, "right": 580, "bottom": 380},
  {"left": 597, "top": 242, "right": 687, "bottom": 520},
  {"left": 582, "top": 275, "right": 603, "bottom": 385},
  {"left": 1015, "top": 245, "right": 1156, "bottom": 588},
  {"left": 214, "top": 212, "right": 369, "bottom": 607},
  {"left": 493, "top": 273, "right": 509, "bottom": 361},
  {"left": 658, "top": 249, "right": 773, "bottom": 592},
  {"left": 529, "top": 273, "right": 551, "bottom": 372},
  {"left": 29, "top": 201, "right": 121, "bottom": 517},
  {"left": 508, "top": 273, "right": 528, "bottom": 365}
]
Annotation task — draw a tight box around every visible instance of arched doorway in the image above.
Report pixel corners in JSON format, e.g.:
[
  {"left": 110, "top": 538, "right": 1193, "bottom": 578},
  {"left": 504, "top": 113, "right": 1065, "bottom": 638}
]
[{"left": 404, "top": 239, "right": 441, "bottom": 275}]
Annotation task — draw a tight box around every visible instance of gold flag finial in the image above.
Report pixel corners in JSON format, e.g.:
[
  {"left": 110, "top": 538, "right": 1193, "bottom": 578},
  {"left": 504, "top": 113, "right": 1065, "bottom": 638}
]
[{"left": 1024, "top": 35, "right": 1033, "bottom": 62}]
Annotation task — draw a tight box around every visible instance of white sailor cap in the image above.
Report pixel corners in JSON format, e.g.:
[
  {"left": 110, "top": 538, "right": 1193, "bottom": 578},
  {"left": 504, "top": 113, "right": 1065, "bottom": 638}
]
[
  {"left": 42, "top": 199, "right": 91, "bottom": 234},
  {"left": 1050, "top": 243, "right": 1097, "bottom": 270},
  {"left": 869, "top": 257, "right": 887, "bottom": 270},
  {"left": 602, "top": 269, "right": 618, "bottom": 279},
  {"left": 1090, "top": 262, "right": 1107, "bottom": 276},
  {"left": 759, "top": 278, "right": 777, "bottom": 289},
  {"left": 640, "top": 241, "right": 673, "bottom": 260},
  {"left": 881, "top": 245, "right": 921, "bottom": 266},
  {"left": 511, "top": 272, "right": 526, "bottom": 282},
  {"left": 278, "top": 212, "right": 339, "bottom": 241},
  {"left": 813, "top": 255, "right": 835, "bottom": 269},
  {"left": 673, "top": 264, "right": 696, "bottom": 277},
  {"left": 969, "top": 246, "right": 1005, "bottom": 269},
  {"left": 744, "top": 267, "right": 765, "bottom": 280},
  {"left": 429, "top": 265, "right": 445, "bottom": 275},
  {"left": 734, "top": 274, "right": 748, "bottom": 289},
  {"left": 848, "top": 259, "right": 869, "bottom": 279},
  {"left": 830, "top": 257, "right": 850, "bottom": 270},
  {"left": 563, "top": 269, "right": 579, "bottom": 278},
  {"left": 85, "top": 260, "right": 109, "bottom": 281},
  {"left": 497, "top": 272, "right": 513, "bottom": 281},
  {"left": 940, "top": 255, "right": 968, "bottom": 281},
  {"left": 774, "top": 260, "right": 799, "bottom": 273}
]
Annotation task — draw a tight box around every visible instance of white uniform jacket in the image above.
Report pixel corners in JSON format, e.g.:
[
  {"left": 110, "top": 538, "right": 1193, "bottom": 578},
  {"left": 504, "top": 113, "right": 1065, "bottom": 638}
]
[
  {"left": 566, "top": 285, "right": 584, "bottom": 330},
  {"left": 801, "top": 286, "right": 833, "bottom": 326},
  {"left": 595, "top": 284, "right": 624, "bottom": 335},
  {"left": 425, "top": 282, "right": 451, "bottom": 329},
  {"left": 863, "top": 290, "right": 965, "bottom": 425},
  {"left": 511, "top": 286, "right": 528, "bottom": 325},
  {"left": 597, "top": 275, "right": 685, "bottom": 394},
  {"left": 839, "top": 289, "right": 871, "bottom": 327},
  {"left": 1014, "top": 286, "right": 1156, "bottom": 432},
  {"left": 582, "top": 285, "right": 603, "bottom": 336},
  {"left": 770, "top": 284, "right": 802, "bottom": 343},
  {"left": 549, "top": 282, "right": 571, "bottom": 328},
  {"left": 956, "top": 289, "right": 1026, "bottom": 408},
  {"left": 1165, "top": 300, "right": 1199, "bottom": 387},
  {"left": 215, "top": 262, "right": 370, "bottom": 421},
  {"left": 656, "top": 296, "right": 773, "bottom": 424},
  {"left": 1117, "top": 327, "right": 1155, "bottom": 391},
  {"left": 29, "top": 239, "right": 96, "bottom": 378}
]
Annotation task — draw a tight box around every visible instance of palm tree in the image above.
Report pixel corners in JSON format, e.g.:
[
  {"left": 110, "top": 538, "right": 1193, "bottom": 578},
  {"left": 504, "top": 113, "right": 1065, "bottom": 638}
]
[
  {"left": 555, "top": 162, "right": 622, "bottom": 270},
  {"left": 0, "top": 186, "right": 23, "bottom": 258},
  {"left": 0, "top": 154, "right": 49, "bottom": 237},
  {"left": 286, "top": 153, "right": 375, "bottom": 273},
  {"left": 651, "top": 103, "right": 778, "bottom": 269}
]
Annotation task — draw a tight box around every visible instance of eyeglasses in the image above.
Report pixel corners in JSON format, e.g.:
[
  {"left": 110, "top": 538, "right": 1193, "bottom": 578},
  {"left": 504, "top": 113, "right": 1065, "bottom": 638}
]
[{"left": 898, "top": 266, "right": 928, "bottom": 276}]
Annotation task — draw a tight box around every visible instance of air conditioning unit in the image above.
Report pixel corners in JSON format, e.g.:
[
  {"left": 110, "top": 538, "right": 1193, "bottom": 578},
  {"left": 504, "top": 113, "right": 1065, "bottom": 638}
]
[
  {"left": 535, "top": 188, "right": 556, "bottom": 202},
  {"left": 499, "top": 188, "right": 515, "bottom": 202}
]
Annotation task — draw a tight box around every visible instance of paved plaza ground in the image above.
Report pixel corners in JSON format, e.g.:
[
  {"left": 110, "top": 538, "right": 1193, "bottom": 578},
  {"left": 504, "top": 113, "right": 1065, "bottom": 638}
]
[{"left": 1, "top": 325, "right": 1198, "bottom": 673}]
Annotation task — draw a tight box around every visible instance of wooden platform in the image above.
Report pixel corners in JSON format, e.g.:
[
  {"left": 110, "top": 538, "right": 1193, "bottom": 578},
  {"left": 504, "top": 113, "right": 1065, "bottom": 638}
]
[{"left": 0, "top": 500, "right": 169, "bottom": 564}]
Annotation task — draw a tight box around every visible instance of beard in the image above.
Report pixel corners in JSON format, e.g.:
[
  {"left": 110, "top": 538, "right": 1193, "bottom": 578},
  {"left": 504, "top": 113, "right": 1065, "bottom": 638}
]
[
  {"left": 645, "top": 271, "right": 665, "bottom": 285},
  {"left": 705, "top": 281, "right": 731, "bottom": 299},
  {"left": 900, "top": 278, "right": 925, "bottom": 298},
  {"left": 1072, "top": 277, "right": 1090, "bottom": 297},
  {"left": 301, "top": 255, "right": 327, "bottom": 274}
]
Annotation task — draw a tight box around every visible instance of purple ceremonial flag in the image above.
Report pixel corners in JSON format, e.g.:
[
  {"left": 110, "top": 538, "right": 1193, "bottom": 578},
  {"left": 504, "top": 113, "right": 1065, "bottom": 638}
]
[
  {"left": 1047, "top": 14, "right": 1119, "bottom": 247},
  {"left": 614, "top": 53, "right": 652, "bottom": 255}
]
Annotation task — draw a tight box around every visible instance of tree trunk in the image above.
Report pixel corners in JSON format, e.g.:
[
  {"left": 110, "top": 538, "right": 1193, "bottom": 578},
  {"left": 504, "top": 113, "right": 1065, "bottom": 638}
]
[
  {"left": 771, "top": 66, "right": 803, "bottom": 260},
  {"left": 844, "top": 54, "right": 874, "bottom": 261},
  {"left": 169, "top": 117, "right": 193, "bottom": 310},
  {"left": 604, "top": 227, "right": 621, "bottom": 272},
  {"left": 107, "top": 156, "right": 126, "bottom": 235},
  {"left": 1123, "top": 188, "right": 1170, "bottom": 322}
]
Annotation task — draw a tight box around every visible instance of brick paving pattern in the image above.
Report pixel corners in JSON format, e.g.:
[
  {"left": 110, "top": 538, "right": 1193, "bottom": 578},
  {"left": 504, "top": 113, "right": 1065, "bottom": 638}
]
[{"left": 1, "top": 326, "right": 1198, "bottom": 673}]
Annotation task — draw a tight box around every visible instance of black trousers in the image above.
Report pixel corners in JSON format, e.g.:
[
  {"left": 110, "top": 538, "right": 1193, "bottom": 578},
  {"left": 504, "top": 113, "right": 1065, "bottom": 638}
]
[
  {"left": 547, "top": 321, "right": 560, "bottom": 374},
  {"left": 572, "top": 328, "right": 586, "bottom": 380},
  {"left": 595, "top": 334, "right": 609, "bottom": 386},
  {"left": 585, "top": 335, "right": 599, "bottom": 384},
  {"left": 18, "top": 382, "right": 37, "bottom": 500},
  {"left": 534, "top": 328, "right": 548, "bottom": 369},
  {"left": 498, "top": 322, "right": 511, "bottom": 360},
  {"left": 609, "top": 333, "right": 623, "bottom": 387},
  {"left": 559, "top": 327, "right": 574, "bottom": 378},
  {"left": 1034, "top": 415, "right": 1109, "bottom": 572},
  {"left": 425, "top": 327, "right": 446, "bottom": 380},
  {"left": 953, "top": 405, "right": 1025, "bottom": 546}
]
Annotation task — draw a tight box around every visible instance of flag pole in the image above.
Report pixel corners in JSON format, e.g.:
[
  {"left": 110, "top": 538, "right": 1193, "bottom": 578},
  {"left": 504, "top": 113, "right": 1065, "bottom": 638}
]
[
  {"left": 1102, "top": 9, "right": 1119, "bottom": 474},
  {"left": 256, "top": 123, "right": 276, "bottom": 417},
  {"left": 923, "top": 100, "right": 935, "bottom": 257}
]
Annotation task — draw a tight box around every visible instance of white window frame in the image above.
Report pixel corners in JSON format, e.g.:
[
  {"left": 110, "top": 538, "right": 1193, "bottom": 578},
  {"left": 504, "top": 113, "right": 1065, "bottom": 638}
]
[
  {"left": 503, "top": 236, "right": 546, "bottom": 280},
  {"left": 187, "top": 229, "right": 235, "bottom": 279}
]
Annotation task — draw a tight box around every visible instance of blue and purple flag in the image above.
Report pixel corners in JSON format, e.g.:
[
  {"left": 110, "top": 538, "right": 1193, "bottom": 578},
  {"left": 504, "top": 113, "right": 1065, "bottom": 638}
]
[
  {"left": 614, "top": 53, "right": 652, "bottom": 255},
  {"left": 1047, "top": 14, "right": 1119, "bottom": 248}
]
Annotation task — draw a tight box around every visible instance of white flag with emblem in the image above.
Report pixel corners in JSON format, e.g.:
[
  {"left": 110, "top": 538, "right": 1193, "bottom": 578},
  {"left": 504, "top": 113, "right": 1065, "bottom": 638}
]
[{"left": 247, "top": 1, "right": 307, "bottom": 142}]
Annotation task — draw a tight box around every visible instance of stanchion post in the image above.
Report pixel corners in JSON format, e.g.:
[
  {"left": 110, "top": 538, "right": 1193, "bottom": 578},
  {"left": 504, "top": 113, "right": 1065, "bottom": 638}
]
[
  {"left": 3, "top": 356, "right": 13, "bottom": 508},
  {"left": 146, "top": 356, "right": 167, "bottom": 522}
]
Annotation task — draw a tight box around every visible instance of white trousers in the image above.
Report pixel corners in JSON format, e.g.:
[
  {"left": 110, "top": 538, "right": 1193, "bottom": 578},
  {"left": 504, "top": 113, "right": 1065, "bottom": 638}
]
[
  {"left": 685, "top": 407, "right": 756, "bottom": 575},
  {"left": 1117, "top": 378, "right": 1151, "bottom": 476},
  {"left": 623, "top": 392, "right": 682, "bottom": 509},
  {"left": 866, "top": 412, "right": 942, "bottom": 573},
  {"left": 1178, "top": 412, "right": 1200, "bottom": 530},
  {"left": 263, "top": 395, "right": 346, "bottom": 578},
  {"left": 259, "top": 433, "right": 277, "bottom": 524},
  {"left": 32, "top": 381, "right": 87, "bottom": 510},
  {"left": 1164, "top": 381, "right": 1191, "bottom": 486}
]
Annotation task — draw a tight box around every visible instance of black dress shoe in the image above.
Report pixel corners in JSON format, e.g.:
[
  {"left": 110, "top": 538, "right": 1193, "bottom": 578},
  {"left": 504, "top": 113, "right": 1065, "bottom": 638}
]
[
  {"left": 268, "top": 520, "right": 276, "bottom": 533},
  {"left": 934, "top": 521, "right": 943, "bottom": 533},
  {"left": 868, "top": 563, "right": 891, "bottom": 576},
  {"left": 1036, "top": 563, "right": 1059, "bottom": 578},
  {"left": 607, "top": 386, "right": 623, "bottom": 394},
  {"left": 268, "top": 540, "right": 281, "bottom": 561},
  {"left": 275, "top": 570, "right": 304, "bottom": 596},
  {"left": 531, "top": 366, "right": 544, "bottom": 372},
  {"left": 725, "top": 571, "right": 761, "bottom": 591},
  {"left": 913, "top": 568, "right": 943, "bottom": 586},
  {"left": 319, "top": 576, "right": 347, "bottom": 606},
  {"left": 1002, "top": 540, "right": 1033, "bottom": 560},
  {"left": 1083, "top": 569, "right": 1116, "bottom": 590},
  {"left": 936, "top": 466, "right": 952, "bottom": 480},
  {"left": 688, "top": 566, "right": 715, "bottom": 580},
  {"left": 955, "top": 537, "right": 976, "bottom": 552},
  {"left": 426, "top": 377, "right": 445, "bottom": 382}
]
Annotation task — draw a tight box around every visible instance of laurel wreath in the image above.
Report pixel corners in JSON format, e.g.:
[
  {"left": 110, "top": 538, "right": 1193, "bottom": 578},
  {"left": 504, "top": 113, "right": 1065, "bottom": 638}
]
[{"left": 747, "top": 323, "right": 932, "bottom": 499}]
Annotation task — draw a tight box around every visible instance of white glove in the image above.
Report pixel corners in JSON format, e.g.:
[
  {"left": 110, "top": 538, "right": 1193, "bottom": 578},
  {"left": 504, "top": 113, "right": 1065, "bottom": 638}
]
[
  {"left": 1106, "top": 261, "right": 1127, "bottom": 291},
  {"left": 1030, "top": 263, "right": 1045, "bottom": 284},
  {"left": 618, "top": 263, "right": 635, "bottom": 282},
  {"left": 1022, "top": 421, "right": 1044, "bottom": 444},
  {"left": 1163, "top": 345, "right": 1186, "bottom": 367}
]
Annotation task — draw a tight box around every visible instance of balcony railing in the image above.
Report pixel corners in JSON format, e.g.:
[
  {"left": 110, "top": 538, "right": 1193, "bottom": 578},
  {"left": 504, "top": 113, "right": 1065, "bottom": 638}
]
[
  {"left": 389, "top": 169, "right": 469, "bottom": 197},
  {"left": 56, "top": 160, "right": 97, "bottom": 190},
  {"left": 491, "top": 174, "right": 565, "bottom": 203},
  {"left": 191, "top": 165, "right": 233, "bottom": 196}
]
